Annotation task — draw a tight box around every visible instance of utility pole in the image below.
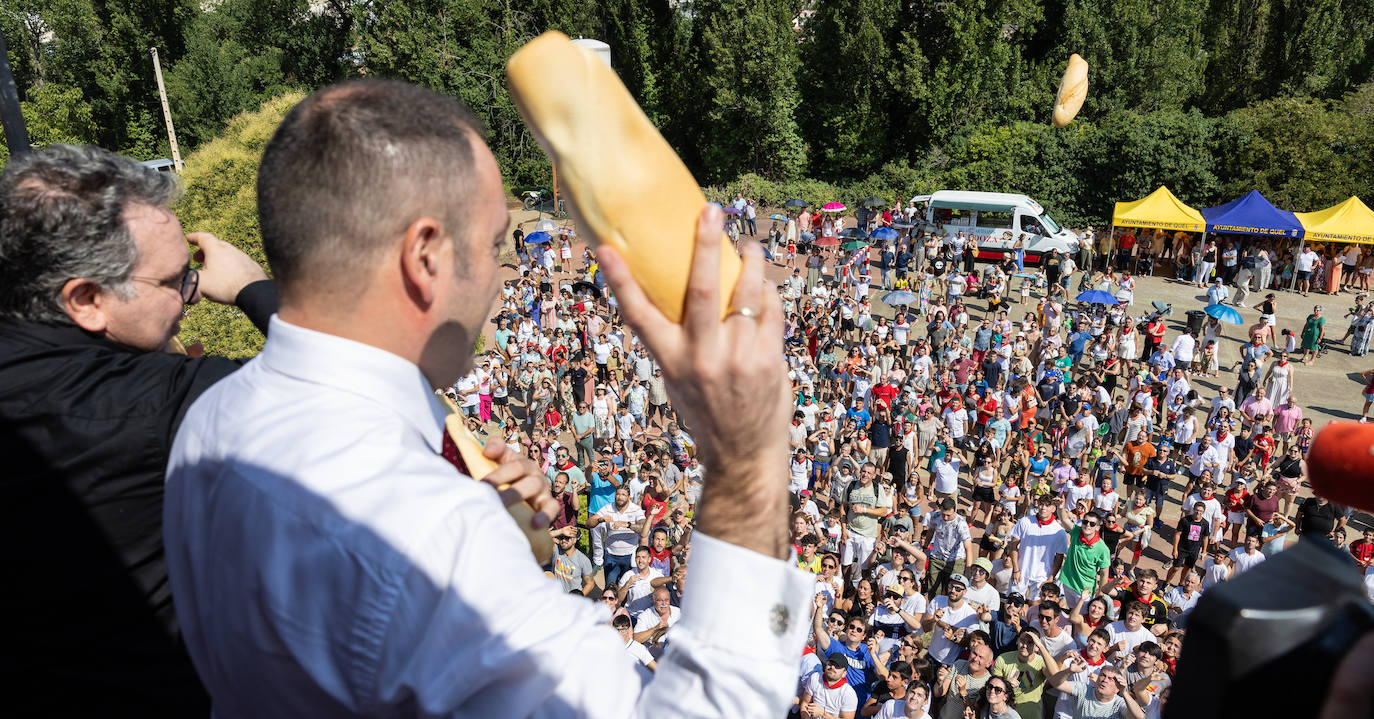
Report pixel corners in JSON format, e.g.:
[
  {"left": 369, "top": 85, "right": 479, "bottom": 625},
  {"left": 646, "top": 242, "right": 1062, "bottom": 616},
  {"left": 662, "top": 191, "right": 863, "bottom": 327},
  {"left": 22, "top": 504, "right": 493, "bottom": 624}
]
[
  {"left": 0, "top": 27, "right": 30, "bottom": 158},
  {"left": 149, "top": 47, "right": 183, "bottom": 173}
]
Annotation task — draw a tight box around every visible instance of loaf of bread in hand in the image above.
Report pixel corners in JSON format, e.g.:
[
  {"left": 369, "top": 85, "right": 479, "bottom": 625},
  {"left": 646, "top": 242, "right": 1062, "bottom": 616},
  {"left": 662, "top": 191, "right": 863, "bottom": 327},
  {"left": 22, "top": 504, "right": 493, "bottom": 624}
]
[
  {"left": 1053, "top": 54, "right": 1089, "bottom": 128},
  {"left": 507, "top": 31, "right": 740, "bottom": 323}
]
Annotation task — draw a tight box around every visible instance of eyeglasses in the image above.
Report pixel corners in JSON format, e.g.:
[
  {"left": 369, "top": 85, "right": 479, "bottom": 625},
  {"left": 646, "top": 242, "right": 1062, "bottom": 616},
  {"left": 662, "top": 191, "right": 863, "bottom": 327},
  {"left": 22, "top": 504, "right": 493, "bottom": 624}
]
[
  {"left": 130, "top": 267, "right": 199, "bottom": 304},
  {"left": 985, "top": 685, "right": 1007, "bottom": 694}
]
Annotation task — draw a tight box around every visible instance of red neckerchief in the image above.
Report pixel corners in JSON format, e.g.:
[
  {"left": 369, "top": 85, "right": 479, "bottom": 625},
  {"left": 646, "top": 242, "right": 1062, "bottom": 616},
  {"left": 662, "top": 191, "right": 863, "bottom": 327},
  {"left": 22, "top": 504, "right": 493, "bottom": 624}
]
[
  {"left": 649, "top": 546, "right": 671, "bottom": 564},
  {"left": 1037, "top": 514, "right": 1057, "bottom": 527},
  {"left": 1084, "top": 653, "right": 1107, "bottom": 667},
  {"left": 802, "top": 645, "right": 816, "bottom": 656},
  {"left": 824, "top": 674, "right": 849, "bottom": 689},
  {"left": 1162, "top": 655, "right": 1177, "bottom": 674},
  {"left": 1077, "top": 528, "right": 1101, "bottom": 547},
  {"left": 556, "top": 460, "right": 575, "bottom": 471},
  {"left": 1134, "top": 589, "right": 1160, "bottom": 606}
]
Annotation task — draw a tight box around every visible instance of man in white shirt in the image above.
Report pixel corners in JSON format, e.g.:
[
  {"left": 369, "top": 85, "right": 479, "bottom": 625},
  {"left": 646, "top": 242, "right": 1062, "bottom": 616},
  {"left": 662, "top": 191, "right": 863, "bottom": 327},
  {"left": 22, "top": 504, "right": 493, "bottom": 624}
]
[
  {"left": 162, "top": 81, "right": 812, "bottom": 718},
  {"left": 619, "top": 546, "right": 667, "bottom": 615},
  {"left": 1106, "top": 601, "right": 1157, "bottom": 659},
  {"left": 632, "top": 587, "right": 681, "bottom": 645},
  {"left": 1229, "top": 534, "right": 1267, "bottom": 575},
  {"left": 1169, "top": 332, "right": 1196, "bottom": 372},
  {"left": 614, "top": 614, "right": 657, "bottom": 672},
  {"left": 921, "top": 574, "right": 988, "bottom": 665},
  {"left": 801, "top": 653, "right": 860, "bottom": 719},
  {"left": 1008, "top": 496, "right": 1070, "bottom": 601}
]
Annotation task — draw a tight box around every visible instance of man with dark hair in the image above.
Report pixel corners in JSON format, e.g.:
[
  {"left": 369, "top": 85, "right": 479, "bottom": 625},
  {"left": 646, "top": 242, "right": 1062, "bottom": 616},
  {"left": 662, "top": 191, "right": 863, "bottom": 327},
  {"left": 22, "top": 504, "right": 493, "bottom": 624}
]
[
  {"left": 164, "top": 79, "right": 812, "bottom": 717},
  {"left": 0, "top": 143, "right": 272, "bottom": 714}
]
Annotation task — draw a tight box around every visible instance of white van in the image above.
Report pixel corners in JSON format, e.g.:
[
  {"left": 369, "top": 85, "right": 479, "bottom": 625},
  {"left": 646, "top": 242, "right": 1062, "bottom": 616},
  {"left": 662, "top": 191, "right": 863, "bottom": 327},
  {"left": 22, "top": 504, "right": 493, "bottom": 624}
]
[{"left": 909, "top": 191, "right": 1079, "bottom": 264}]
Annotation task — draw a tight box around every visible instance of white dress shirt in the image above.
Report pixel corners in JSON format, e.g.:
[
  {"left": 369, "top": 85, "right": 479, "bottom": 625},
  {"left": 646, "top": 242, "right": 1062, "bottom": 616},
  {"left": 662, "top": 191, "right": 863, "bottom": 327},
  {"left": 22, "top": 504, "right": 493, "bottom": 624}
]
[{"left": 165, "top": 317, "right": 813, "bottom": 718}]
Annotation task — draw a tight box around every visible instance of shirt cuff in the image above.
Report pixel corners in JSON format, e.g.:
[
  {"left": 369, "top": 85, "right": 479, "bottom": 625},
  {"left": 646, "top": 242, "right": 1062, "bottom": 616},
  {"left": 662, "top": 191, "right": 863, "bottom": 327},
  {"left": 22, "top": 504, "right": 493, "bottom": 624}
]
[{"left": 679, "top": 532, "right": 814, "bottom": 660}]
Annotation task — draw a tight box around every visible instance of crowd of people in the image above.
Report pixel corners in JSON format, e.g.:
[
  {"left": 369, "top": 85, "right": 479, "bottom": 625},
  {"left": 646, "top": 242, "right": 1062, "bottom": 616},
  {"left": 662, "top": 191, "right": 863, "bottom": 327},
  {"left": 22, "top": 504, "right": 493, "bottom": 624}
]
[
  {"left": 476, "top": 194, "right": 1374, "bottom": 719},
  {"left": 5, "top": 78, "right": 1371, "bottom": 717}
]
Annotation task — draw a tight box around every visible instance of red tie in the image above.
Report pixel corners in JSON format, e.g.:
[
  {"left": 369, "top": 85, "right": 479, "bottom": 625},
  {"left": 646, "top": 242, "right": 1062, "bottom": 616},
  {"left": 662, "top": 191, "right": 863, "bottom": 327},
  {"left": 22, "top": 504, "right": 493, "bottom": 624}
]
[{"left": 440, "top": 430, "right": 472, "bottom": 476}]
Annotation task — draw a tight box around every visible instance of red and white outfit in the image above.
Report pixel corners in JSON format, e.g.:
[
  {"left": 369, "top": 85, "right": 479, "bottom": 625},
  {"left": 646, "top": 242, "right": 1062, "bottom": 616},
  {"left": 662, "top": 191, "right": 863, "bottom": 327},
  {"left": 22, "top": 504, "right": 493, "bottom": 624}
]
[{"left": 804, "top": 672, "right": 858, "bottom": 718}]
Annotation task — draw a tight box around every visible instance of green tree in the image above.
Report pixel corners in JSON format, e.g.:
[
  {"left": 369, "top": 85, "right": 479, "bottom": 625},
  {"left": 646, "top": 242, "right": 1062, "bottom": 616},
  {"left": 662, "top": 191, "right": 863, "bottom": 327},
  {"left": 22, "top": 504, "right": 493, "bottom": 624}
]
[
  {"left": 1199, "top": 0, "right": 1273, "bottom": 112},
  {"left": 20, "top": 81, "right": 98, "bottom": 146},
  {"left": 355, "top": 0, "right": 553, "bottom": 188},
  {"left": 798, "top": 0, "right": 895, "bottom": 180},
  {"left": 1054, "top": 0, "right": 1207, "bottom": 113},
  {"left": 681, "top": 0, "right": 807, "bottom": 183}
]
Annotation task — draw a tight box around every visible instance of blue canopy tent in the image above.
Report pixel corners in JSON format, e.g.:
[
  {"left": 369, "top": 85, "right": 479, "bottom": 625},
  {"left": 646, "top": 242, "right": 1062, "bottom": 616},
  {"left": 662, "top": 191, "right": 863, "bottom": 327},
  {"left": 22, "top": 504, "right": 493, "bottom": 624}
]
[{"left": 1201, "top": 190, "right": 1304, "bottom": 239}]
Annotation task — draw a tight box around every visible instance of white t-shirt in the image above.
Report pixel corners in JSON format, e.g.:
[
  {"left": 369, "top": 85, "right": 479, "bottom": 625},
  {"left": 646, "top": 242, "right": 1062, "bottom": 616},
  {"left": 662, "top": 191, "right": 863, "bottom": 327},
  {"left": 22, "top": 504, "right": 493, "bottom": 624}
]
[
  {"left": 1230, "top": 547, "right": 1266, "bottom": 575},
  {"left": 924, "top": 596, "right": 981, "bottom": 665},
  {"left": 932, "top": 457, "right": 961, "bottom": 496},
  {"left": 1297, "top": 249, "right": 1317, "bottom": 271},
  {"left": 1106, "top": 620, "right": 1156, "bottom": 656},
  {"left": 964, "top": 582, "right": 1001, "bottom": 612},
  {"left": 633, "top": 604, "right": 681, "bottom": 632},
  {"left": 1010, "top": 517, "right": 1069, "bottom": 582},
  {"left": 805, "top": 672, "right": 859, "bottom": 716},
  {"left": 618, "top": 567, "right": 665, "bottom": 615},
  {"left": 943, "top": 408, "right": 969, "bottom": 438},
  {"left": 597, "top": 503, "right": 646, "bottom": 557},
  {"left": 624, "top": 638, "right": 655, "bottom": 667}
]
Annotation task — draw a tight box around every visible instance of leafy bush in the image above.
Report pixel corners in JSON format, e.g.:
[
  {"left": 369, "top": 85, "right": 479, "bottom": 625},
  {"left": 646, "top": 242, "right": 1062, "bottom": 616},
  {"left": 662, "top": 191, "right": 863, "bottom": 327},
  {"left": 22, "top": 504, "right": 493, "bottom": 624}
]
[{"left": 174, "top": 93, "right": 303, "bottom": 359}]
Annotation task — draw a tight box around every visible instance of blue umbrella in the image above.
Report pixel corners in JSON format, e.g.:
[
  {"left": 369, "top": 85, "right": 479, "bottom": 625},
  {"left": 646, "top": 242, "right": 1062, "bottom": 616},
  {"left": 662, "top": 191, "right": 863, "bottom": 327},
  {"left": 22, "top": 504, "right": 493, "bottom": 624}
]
[
  {"left": 870, "top": 227, "right": 899, "bottom": 241},
  {"left": 524, "top": 231, "right": 552, "bottom": 245},
  {"left": 1075, "top": 290, "right": 1119, "bottom": 305},
  {"left": 1205, "top": 303, "right": 1244, "bottom": 324},
  {"left": 838, "top": 227, "right": 868, "bottom": 239},
  {"left": 881, "top": 290, "right": 917, "bottom": 306}
]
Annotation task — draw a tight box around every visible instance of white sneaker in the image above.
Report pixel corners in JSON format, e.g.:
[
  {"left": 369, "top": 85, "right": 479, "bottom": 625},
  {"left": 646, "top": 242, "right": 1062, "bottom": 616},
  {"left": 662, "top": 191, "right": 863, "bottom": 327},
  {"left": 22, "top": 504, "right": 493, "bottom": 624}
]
[{"left": 1362, "top": 417, "right": 1368, "bottom": 424}]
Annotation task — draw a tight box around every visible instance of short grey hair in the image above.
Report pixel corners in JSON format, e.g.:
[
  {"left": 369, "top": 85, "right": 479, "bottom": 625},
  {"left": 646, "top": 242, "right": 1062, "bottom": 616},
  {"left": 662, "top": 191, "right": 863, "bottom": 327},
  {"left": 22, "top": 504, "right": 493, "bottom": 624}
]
[{"left": 0, "top": 144, "right": 179, "bottom": 324}]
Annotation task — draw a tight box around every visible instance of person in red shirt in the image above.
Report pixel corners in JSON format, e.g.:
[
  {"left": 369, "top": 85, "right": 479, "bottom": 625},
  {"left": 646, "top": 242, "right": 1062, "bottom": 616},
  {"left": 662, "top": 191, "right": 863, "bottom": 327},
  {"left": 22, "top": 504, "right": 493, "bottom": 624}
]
[
  {"left": 976, "top": 392, "right": 1000, "bottom": 433},
  {"left": 871, "top": 377, "right": 899, "bottom": 412},
  {"left": 1224, "top": 480, "right": 1250, "bottom": 547},
  {"left": 1350, "top": 527, "right": 1374, "bottom": 569},
  {"left": 641, "top": 475, "right": 671, "bottom": 527},
  {"left": 1252, "top": 425, "right": 1277, "bottom": 469}
]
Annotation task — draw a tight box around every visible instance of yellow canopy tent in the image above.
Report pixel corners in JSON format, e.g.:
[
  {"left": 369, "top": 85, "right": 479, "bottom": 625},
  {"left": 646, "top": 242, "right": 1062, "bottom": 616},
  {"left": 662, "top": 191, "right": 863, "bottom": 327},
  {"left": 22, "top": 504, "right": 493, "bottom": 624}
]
[
  {"left": 1294, "top": 196, "right": 1374, "bottom": 244},
  {"left": 1111, "top": 186, "right": 1205, "bottom": 231}
]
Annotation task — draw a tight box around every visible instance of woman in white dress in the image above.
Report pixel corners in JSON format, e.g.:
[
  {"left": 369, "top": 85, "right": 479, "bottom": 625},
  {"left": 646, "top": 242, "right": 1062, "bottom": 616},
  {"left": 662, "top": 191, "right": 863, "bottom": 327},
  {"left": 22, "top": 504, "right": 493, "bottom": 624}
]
[
  {"left": 1117, "top": 321, "right": 1138, "bottom": 360},
  {"left": 1115, "top": 273, "right": 1136, "bottom": 306},
  {"left": 1263, "top": 353, "right": 1295, "bottom": 407}
]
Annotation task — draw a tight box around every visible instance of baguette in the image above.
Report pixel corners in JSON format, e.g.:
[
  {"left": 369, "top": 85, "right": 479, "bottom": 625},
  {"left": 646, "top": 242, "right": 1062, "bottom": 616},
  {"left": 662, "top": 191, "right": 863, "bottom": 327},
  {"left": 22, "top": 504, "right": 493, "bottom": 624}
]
[
  {"left": 506, "top": 31, "right": 741, "bottom": 323},
  {"left": 1053, "top": 54, "right": 1089, "bottom": 128}
]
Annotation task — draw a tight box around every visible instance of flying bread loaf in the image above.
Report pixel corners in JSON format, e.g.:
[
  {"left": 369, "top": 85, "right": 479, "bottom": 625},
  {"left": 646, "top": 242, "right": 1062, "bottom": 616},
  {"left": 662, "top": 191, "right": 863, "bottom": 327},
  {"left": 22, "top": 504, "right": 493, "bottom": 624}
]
[
  {"left": 1053, "top": 54, "right": 1089, "bottom": 128},
  {"left": 506, "top": 31, "right": 741, "bottom": 323}
]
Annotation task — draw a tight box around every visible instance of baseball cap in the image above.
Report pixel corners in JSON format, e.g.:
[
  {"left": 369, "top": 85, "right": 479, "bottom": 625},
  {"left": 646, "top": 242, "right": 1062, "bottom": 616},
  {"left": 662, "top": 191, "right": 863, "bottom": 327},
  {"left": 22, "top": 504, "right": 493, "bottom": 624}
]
[
  {"left": 827, "top": 652, "right": 850, "bottom": 669},
  {"left": 949, "top": 574, "right": 970, "bottom": 590},
  {"left": 1005, "top": 592, "right": 1027, "bottom": 606},
  {"left": 889, "top": 516, "right": 915, "bottom": 533}
]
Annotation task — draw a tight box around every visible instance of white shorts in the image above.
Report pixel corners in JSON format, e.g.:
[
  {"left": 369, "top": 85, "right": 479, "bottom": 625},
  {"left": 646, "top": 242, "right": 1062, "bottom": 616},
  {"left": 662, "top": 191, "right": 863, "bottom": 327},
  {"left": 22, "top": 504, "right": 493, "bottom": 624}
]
[
  {"left": 1262, "top": 314, "right": 1276, "bottom": 327},
  {"left": 843, "top": 533, "right": 877, "bottom": 568}
]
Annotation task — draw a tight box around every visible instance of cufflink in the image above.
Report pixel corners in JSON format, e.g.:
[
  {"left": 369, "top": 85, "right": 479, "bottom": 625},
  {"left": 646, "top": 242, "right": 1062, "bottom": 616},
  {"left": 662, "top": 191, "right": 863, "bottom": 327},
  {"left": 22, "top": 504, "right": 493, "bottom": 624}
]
[{"left": 770, "top": 605, "right": 790, "bottom": 635}]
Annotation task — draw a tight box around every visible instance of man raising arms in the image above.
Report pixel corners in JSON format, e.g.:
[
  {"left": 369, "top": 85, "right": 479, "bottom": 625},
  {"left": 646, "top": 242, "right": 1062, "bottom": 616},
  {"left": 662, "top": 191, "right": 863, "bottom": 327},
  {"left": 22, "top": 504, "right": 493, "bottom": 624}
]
[{"left": 164, "top": 80, "right": 811, "bottom": 717}]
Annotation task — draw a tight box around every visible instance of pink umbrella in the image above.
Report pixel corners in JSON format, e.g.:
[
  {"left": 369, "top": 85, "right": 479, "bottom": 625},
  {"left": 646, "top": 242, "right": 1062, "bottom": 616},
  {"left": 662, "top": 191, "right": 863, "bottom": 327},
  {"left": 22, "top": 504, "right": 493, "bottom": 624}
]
[
  {"left": 813, "top": 236, "right": 840, "bottom": 246},
  {"left": 822, "top": 202, "right": 847, "bottom": 213}
]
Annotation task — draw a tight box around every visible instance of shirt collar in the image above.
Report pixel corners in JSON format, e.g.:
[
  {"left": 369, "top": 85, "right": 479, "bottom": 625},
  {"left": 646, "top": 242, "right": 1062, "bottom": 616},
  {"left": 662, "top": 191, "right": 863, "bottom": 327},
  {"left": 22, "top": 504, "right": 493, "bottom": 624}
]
[{"left": 259, "top": 315, "right": 450, "bottom": 453}]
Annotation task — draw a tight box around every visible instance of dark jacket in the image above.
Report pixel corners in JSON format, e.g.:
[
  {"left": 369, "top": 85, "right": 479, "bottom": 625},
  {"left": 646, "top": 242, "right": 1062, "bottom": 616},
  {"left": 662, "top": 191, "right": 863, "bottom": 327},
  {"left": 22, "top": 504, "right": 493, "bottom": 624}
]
[{"left": 0, "top": 280, "right": 276, "bottom": 714}]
